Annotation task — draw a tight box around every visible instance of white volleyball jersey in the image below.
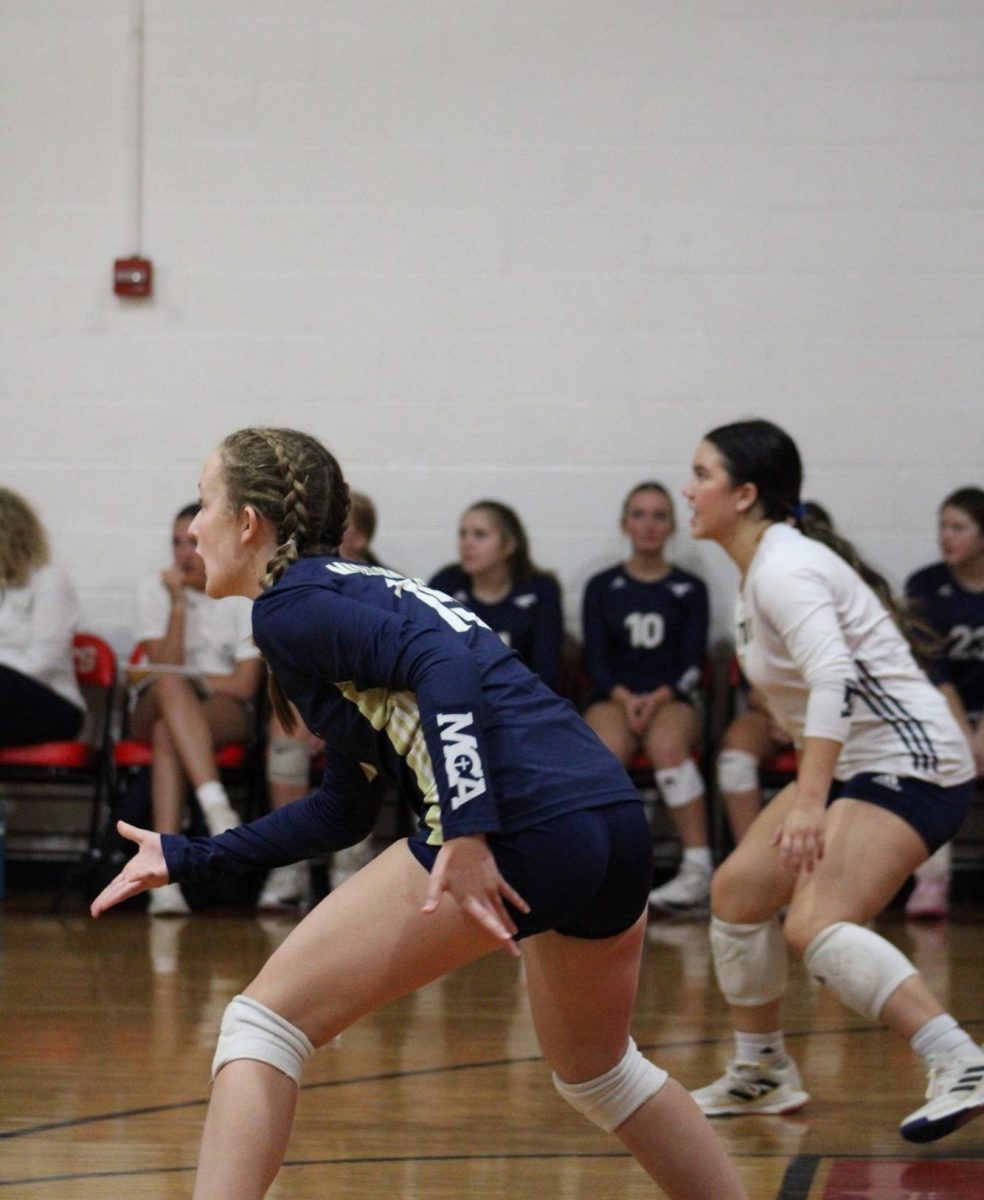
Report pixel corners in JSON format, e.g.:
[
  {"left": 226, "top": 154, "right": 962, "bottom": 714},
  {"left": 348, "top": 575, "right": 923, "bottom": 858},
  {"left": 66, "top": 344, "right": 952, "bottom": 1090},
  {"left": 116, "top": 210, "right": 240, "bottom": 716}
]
[
  {"left": 136, "top": 577, "right": 258, "bottom": 675},
  {"left": 736, "top": 524, "right": 973, "bottom": 787}
]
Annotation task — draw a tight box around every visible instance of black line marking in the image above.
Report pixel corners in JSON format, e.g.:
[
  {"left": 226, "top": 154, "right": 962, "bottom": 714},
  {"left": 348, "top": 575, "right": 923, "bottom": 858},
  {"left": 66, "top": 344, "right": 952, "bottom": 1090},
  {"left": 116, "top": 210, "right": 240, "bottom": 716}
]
[
  {"left": 8, "top": 1150, "right": 984, "bottom": 1191},
  {"left": 5, "top": 1018, "right": 984, "bottom": 1142},
  {"left": 776, "top": 1154, "right": 820, "bottom": 1200},
  {"left": 6, "top": 1153, "right": 621, "bottom": 1190}
]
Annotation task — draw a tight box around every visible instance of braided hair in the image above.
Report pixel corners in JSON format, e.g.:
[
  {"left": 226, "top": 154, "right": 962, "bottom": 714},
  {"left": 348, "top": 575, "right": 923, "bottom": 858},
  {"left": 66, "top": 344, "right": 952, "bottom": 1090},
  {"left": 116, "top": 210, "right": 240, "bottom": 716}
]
[
  {"left": 704, "top": 418, "right": 930, "bottom": 660},
  {"left": 219, "top": 427, "right": 350, "bottom": 730}
]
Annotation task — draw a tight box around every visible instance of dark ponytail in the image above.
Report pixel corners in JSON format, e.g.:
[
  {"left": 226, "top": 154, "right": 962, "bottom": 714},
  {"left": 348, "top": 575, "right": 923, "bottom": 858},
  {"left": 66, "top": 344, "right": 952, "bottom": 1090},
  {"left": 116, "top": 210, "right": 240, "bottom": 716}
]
[{"left": 706, "top": 419, "right": 930, "bottom": 659}]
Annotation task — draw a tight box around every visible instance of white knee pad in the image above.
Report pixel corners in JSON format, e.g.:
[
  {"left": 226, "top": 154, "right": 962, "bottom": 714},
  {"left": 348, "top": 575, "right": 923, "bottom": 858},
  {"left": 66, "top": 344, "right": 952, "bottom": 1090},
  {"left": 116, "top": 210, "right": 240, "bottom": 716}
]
[
  {"left": 655, "top": 758, "right": 704, "bottom": 809},
  {"left": 804, "top": 922, "right": 918, "bottom": 1021},
  {"left": 212, "top": 995, "right": 315, "bottom": 1085},
  {"left": 553, "top": 1038, "right": 668, "bottom": 1133},
  {"left": 716, "top": 749, "right": 760, "bottom": 795},
  {"left": 710, "top": 916, "right": 788, "bottom": 1007},
  {"left": 267, "top": 737, "right": 310, "bottom": 788}
]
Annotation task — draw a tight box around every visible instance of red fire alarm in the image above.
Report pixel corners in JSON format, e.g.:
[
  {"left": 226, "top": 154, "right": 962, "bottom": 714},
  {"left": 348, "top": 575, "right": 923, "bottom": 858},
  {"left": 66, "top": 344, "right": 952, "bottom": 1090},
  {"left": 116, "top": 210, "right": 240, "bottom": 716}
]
[{"left": 114, "top": 256, "right": 153, "bottom": 298}]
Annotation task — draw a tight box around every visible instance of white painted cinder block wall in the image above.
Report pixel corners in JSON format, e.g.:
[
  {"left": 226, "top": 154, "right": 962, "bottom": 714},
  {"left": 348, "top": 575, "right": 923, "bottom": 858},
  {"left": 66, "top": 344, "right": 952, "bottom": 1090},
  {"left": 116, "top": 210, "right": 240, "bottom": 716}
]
[{"left": 2, "top": 1, "right": 982, "bottom": 654}]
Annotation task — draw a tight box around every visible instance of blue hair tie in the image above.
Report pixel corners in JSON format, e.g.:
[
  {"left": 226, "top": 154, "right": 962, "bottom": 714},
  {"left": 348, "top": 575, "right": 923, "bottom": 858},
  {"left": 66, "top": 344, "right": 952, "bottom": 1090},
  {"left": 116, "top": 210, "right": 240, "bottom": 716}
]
[{"left": 793, "top": 503, "right": 807, "bottom": 521}]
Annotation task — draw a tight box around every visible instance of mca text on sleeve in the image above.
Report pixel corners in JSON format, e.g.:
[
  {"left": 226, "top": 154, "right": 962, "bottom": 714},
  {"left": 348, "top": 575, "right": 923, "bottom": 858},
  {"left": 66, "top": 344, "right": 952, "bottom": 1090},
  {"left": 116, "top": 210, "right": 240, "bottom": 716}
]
[{"left": 437, "top": 712, "right": 488, "bottom": 809}]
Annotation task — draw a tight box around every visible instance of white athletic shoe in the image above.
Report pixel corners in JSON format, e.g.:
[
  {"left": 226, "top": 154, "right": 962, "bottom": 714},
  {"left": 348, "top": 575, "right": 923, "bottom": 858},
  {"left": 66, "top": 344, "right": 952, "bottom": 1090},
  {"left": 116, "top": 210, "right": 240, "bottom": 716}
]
[
  {"left": 900, "top": 1049, "right": 984, "bottom": 1143},
  {"left": 691, "top": 1056, "right": 810, "bottom": 1116},
  {"left": 147, "top": 882, "right": 191, "bottom": 918},
  {"left": 648, "top": 860, "right": 711, "bottom": 915},
  {"left": 257, "top": 862, "right": 307, "bottom": 911},
  {"left": 202, "top": 800, "right": 240, "bottom": 837},
  {"left": 904, "top": 874, "right": 949, "bottom": 920}
]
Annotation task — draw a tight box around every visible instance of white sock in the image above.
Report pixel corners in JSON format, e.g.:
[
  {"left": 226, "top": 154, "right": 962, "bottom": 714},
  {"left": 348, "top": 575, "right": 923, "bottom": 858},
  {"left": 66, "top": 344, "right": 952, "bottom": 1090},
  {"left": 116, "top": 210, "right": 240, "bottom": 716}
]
[
  {"left": 682, "top": 846, "right": 713, "bottom": 873},
  {"left": 735, "top": 1030, "right": 788, "bottom": 1064},
  {"left": 910, "top": 1013, "right": 982, "bottom": 1063},
  {"left": 196, "top": 780, "right": 230, "bottom": 812}
]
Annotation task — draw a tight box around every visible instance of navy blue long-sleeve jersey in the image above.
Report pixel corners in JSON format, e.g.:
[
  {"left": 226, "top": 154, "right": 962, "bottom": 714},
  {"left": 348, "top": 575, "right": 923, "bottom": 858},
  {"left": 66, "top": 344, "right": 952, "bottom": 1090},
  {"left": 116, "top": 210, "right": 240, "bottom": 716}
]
[
  {"left": 162, "top": 558, "right": 634, "bottom": 884},
  {"left": 427, "top": 564, "right": 564, "bottom": 692},
  {"left": 907, "top": 561, "right": 984, "bottom": 718},
  {"left": 581, "top": 564, "right": 708, "bottom": 704}
]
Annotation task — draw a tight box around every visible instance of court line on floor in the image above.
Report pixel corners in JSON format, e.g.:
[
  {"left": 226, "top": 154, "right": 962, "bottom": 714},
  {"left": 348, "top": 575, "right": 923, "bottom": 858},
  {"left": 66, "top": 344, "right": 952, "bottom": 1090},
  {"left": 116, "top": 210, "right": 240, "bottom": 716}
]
[
  {"left": 776, "top": 1155, "right": 820, "bottom": 1200},
  {"left": 7, "top": 1149, "right": 984, "bottom": 1192},
  {"left": 4, "top": 1018, "right": 983, "bottom": 1142}
]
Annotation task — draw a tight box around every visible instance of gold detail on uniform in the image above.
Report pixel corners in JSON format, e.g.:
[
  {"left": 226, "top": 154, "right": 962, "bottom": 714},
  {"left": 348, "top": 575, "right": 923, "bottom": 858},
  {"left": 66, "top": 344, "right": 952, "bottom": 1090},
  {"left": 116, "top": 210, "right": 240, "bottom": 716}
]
[{"left": 335, "top": 681, "right": 443, "bottom": 845}]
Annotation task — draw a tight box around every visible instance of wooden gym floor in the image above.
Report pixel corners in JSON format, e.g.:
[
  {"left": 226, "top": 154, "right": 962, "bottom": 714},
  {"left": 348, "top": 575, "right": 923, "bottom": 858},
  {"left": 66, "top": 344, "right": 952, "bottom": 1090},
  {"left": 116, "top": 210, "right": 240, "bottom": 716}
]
[{"left": 2, "top": 893, "right": 983, "bottom": 1199}]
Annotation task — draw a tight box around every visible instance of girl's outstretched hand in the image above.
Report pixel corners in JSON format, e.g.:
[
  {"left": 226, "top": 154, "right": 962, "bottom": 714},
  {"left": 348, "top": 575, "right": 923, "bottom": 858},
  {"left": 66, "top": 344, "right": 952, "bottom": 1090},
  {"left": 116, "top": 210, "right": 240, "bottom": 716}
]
[
  {"left": 90, "top": 822, "right": 169, "bottom": 917},
  {"left": 421, "top": 834, "right": 529, "bottom": 958}
]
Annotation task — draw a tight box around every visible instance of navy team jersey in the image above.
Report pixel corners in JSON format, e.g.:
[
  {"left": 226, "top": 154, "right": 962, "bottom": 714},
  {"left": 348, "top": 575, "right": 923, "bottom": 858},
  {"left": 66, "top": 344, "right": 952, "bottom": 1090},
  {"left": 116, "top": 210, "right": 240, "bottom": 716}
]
[
  {"left": 161, "top": 558, "right": 635, "bottom": 885},
  {"left": 907, "top": 562, "right": 984, "bottom": 718},
  {"left": 582, "top": 564, "right": 708, "bottom": 703},
  {"left": 428, "top": 564, "right": 563, "bottom": 691}
]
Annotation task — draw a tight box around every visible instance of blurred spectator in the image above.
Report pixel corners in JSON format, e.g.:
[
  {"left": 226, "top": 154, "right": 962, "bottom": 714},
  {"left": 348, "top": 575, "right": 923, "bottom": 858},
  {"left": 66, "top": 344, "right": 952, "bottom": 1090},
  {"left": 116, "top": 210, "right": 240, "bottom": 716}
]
[
  {"left": 131, "top": 503, "right": 263, "bottom": 916},
  {"left": 582, "top": 482, "right": 711, "bottom": 916},
  {"left": 430, "top": 500, "right": 563, "bottom": 692},
  {"left": 905, "top": 486, "right": 984, "bottom": 919},
  {"left": 0, "top": 488, "right": 84, "bottom": 745}
]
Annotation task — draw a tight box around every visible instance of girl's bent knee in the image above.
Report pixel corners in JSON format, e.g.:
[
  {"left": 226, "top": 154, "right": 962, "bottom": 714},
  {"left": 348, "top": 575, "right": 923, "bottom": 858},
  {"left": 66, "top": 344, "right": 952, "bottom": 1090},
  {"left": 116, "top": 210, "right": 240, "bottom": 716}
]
[
  {"left": 552, "top": 1039, "right": 668, "bottom": 1133},
  {"left": 212, "top": 996, "right": 315, "bottom": 1085},
  {"left": 709, "top": 859, "right": 754, "bottom": 917}
]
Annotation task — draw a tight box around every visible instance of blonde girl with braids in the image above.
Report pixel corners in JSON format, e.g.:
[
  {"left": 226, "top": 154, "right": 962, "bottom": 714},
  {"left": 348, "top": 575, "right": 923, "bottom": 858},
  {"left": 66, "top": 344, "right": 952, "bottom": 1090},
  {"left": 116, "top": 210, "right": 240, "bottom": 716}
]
[
  {"left": 91, "top": 427, "right": 746, "bottom": 1200},
  {"left": 684, "top": 418, "right": 981, "bottom": 1145},
  {"left": 0, "top": 487, "right": 85, "bottom": 745}
]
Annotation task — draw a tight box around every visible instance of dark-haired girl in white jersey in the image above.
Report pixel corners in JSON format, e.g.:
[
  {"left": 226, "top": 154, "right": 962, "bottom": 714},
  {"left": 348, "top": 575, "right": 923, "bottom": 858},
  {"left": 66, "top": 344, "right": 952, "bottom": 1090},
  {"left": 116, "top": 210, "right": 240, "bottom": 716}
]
[{"left": 685, "top": 419, "right": 979, "bottom": 1145}]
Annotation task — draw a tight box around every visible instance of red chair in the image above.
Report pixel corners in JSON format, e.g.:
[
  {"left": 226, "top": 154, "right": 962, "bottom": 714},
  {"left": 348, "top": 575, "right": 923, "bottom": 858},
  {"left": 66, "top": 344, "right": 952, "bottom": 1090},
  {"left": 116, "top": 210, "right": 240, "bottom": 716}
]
[
  {"left": 759, "top": 745, "right": 797, "bottom": 791},
  {"left": 0, "top": 633, "right": 118, "bottom": 884}
]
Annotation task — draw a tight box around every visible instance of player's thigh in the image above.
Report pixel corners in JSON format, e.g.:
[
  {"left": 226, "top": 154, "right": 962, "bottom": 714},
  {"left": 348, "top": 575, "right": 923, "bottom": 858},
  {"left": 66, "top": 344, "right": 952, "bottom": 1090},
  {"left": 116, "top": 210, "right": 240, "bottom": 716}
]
[
  {"left": 243, "top": 840, "right": 504, "bottom": 1047},
  {"left": 711, "top": 781, "right": 800, "bottom": 922},
  {"left": 584, "top": 701, "right": 637, "bottom": 762},
  {"left": 723, "top": 709, "right": 781, "bottom": 759},
  {"left": 784, "top": 797, "right": 928, "bottom": 953},
  {"left": 521, "top": 913, "right": 646, "bottom": 1080},
  {"left": 642, "top": 700, "right": 701, "bottom": 763},
  {"left": 128, "top": 688, "right": 161, "bottom": 741},
  {"left": 202, "top": 695, "right": 252, "bottom": 744}
]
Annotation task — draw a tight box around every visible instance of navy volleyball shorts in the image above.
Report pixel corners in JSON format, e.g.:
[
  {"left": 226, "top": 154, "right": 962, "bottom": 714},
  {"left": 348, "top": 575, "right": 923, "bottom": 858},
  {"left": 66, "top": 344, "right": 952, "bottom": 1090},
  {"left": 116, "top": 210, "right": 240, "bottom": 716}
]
[
  {"left": 828, "top": 772, "right": 975, "bottom": 855},
  {"left": 407, "top": 800, "right": 652, "bottom": 942}
]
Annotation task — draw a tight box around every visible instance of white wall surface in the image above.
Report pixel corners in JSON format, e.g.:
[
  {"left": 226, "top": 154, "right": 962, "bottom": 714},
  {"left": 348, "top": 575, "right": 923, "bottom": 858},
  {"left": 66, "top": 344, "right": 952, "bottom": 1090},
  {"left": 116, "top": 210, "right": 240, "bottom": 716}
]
[{"left": 2, "top": 0, "right": 982, "bottom": 654}]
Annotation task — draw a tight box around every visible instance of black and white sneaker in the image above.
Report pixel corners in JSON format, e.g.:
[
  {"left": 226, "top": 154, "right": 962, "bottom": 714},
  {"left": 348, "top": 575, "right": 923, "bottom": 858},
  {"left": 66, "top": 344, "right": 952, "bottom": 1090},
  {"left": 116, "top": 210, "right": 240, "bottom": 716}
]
[
  {"left": 691, "top": 1056, "right": 809, "bottom": 1116},
  {"left": 900, "top": 1050, "right": 984, "bottom": 1143}
]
